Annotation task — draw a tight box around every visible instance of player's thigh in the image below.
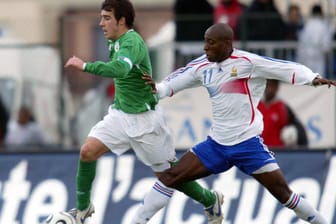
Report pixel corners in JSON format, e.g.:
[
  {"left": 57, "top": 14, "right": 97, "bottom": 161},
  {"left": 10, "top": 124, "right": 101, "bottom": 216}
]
[
  {"left": 129, "top": 107, "right": 176, "bottom": 172},
  {"left": 192, "top": 136, "right": 233, "bottom": 174},
  {"left": 159, "top": 151, "right": 210, "bottom": 187},
  {"left": 88, "top": 111, "right": 131, "bottom": 156},
  {"left": 80, "top": 137, "right": 110, "bottom": 161},
  {"left": 233, "top": 136, "right": 278, "bottom": 175},
  {"left": 175, "top": 150, "right": 211, "bottom": 180},
  {"left": 131, "top": 127, "right": 176, "bottom": 172}
]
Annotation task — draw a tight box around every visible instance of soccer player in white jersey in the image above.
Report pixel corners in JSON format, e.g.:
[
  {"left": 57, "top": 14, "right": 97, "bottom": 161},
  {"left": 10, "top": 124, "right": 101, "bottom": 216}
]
[{"left": 141, "top": 23, "right": 336, "bottom": 223}]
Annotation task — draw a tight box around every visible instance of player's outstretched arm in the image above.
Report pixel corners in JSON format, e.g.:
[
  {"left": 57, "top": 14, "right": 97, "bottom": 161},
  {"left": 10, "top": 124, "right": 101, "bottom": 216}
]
[
  {"left": 312, "top": 76, "right": 336, "bottom": 87},
  {"left": 64, "top": 56, "right": 85, "bottom": 71}
]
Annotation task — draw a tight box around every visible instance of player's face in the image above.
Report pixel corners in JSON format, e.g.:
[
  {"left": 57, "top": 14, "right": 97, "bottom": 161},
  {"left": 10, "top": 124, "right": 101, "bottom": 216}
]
[
  {"left": 99, "top": 10, "right": 121, "bottom": 40},
  {"left": 204, "top": 31, "right": 231, "bottom": 62}
]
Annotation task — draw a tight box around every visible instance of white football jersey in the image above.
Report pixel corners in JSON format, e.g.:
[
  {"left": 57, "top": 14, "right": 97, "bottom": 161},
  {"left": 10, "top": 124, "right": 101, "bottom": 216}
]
[{"left": 157, "top": 49, "right": 318, "bottom": 145}]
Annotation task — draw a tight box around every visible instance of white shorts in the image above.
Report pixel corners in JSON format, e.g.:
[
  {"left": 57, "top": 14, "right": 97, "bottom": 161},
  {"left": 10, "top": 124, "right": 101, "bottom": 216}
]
[{"left": 88, "top": 106, "right": 176, "bottom": 172}]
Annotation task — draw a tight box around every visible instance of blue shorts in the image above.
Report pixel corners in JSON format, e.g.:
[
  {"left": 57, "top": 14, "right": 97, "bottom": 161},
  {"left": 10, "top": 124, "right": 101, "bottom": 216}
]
[{"left": 192, "top": 136, "right": 277, "bottom": 175}]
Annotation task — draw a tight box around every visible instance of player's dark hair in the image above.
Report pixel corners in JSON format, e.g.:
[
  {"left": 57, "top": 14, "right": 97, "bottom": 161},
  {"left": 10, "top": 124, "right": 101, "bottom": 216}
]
[{"left": 101, "top": 0, "right": 135, "bottom": 28}]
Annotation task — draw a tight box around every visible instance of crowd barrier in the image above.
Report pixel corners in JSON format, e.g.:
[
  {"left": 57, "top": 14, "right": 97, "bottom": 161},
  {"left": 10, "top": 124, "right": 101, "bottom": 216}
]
[{"left": 0, "top": 150, "right": 335, "bottom": 224}]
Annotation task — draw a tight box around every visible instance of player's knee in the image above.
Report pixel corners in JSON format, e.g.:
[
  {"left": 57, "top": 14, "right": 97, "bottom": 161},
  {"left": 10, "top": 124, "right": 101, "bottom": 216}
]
[
  {"left": 159, "top": 169, "right": 180, "bottom": 188},
  {"left": 80, "top": 143, "right": 96, "bottom": 162}
]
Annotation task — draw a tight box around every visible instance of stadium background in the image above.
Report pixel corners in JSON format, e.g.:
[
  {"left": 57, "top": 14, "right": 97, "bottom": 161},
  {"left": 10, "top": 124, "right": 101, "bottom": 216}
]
[{"left": 0, "top": 0, "right": 336, "bottom": 223}]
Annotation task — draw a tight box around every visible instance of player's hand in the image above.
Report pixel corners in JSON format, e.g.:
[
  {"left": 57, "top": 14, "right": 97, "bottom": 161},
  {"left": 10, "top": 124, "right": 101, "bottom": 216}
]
[
  {"left": 142, "top": 74, "right": 157, "bottom": 93},
  {"left": 64, "top": 56, "right": 85, "bottom": 71},
  {"left": 312, "top": 76, "right": 336, "bottom": 88}
]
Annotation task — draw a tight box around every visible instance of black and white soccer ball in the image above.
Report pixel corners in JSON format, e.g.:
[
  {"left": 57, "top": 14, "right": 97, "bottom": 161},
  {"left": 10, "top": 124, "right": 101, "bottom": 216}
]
[{"left": 45, "top": 211, "right": 76, "bottom": 224}]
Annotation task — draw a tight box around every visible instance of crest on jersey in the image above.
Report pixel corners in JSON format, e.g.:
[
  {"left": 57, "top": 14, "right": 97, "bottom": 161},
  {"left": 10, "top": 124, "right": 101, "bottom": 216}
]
[
  {"left": 231, "top": 66, "right": 238, "bottom": 76},
  {"left": 114, "top": 41, "right": 120, "bottom": 52}
]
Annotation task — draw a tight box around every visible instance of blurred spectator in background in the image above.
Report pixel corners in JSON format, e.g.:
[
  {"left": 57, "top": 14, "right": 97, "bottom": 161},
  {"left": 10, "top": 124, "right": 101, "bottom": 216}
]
[
  {"left": 284, "top": 4, "right": 303, "bottom": 40},
  {"left": 174, "top": 0, "right": 213, "bottom": 42},
  {"left": 297, "top": 4, "right": 332, "bottom": 76},
  {"left": 0, "top": 97, "right": 9, "bottom": 145},
  {"left": 284, "top": 103, "right": 308, "bottom": 147},
  {"left": 237, "top": 0, "right": 286, "bottom": 41},
  {"left": 258, "top": 80, "right": 308, "bottom": 148},
  {"left": 4, "top": 106, "right": 46, "bottom": 147},
  {"left": 174, "top": 0, "right": 213, "bottom": 67},
  {"left": 213, "top": 0, "right": 246, "bottom": 39}
]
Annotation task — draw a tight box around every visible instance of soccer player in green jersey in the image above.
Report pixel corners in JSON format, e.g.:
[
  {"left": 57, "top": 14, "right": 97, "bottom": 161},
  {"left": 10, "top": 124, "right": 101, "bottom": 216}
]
[{"left": 64, "top": 0, "right": 223, "bottom": 223}]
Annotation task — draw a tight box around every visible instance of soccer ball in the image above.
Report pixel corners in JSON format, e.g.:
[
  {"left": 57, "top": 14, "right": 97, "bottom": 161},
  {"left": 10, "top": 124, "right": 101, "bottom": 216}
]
[{"left": 44, "top": 211, "right": 76, "bottom": 224}]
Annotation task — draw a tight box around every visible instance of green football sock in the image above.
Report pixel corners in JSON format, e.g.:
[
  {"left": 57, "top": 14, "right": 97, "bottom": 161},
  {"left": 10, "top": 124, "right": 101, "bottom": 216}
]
[
  {"left": 176, "top": 181, "right": 215, "bottom": 208},
  {"left": 169, "top": 161, "right": 215, "bottom": 207},
  {"left": 76, "top": 160, "right": 97, "bottom": 210}
]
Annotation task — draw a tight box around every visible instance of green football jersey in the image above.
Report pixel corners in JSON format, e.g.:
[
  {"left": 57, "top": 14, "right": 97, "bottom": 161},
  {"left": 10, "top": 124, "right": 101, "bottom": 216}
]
[{"left": 84, "top": 29, "right": 158, "bottom": 114}]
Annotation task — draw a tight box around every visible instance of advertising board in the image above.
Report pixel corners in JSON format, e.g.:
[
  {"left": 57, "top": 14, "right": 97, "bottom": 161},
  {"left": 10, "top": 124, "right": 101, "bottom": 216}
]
[{"left": 0, "top": 150, "right": 335, "bottom": 224}]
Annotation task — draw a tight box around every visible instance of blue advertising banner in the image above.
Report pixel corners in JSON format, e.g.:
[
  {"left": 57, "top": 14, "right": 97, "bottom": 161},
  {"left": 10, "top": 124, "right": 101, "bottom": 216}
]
[{"left": 0, "top": 150, "right": 335, "bottom": 224}]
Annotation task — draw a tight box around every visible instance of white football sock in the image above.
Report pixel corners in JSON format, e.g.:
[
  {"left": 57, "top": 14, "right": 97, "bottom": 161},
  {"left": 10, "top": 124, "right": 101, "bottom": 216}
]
[
  {"left": 284, "top": 192, "right": 327, "bottom": 224},
  {"left": 131, "top": 180, "right": 174, "bottom": 224}
]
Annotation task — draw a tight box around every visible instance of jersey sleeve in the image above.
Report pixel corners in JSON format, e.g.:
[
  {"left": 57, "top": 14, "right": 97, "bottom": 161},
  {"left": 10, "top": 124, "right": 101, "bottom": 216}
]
[
  {"left": 157, "top": 64, "right": 202, "bottom": 99},
  {"left": 84, "top": 39, "right": 141, "bottom": 78},
  {"left": 250, "top": 54, "right": 318, "bottom": 85},
  {"left": 84, "top": 59, "right": 131, "bottom": 78}
]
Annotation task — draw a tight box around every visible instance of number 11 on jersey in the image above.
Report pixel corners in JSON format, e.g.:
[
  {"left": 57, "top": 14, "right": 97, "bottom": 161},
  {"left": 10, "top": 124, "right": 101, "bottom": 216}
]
[{"left": 203, "top": 69, "right": 213, "bottom": 84}]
